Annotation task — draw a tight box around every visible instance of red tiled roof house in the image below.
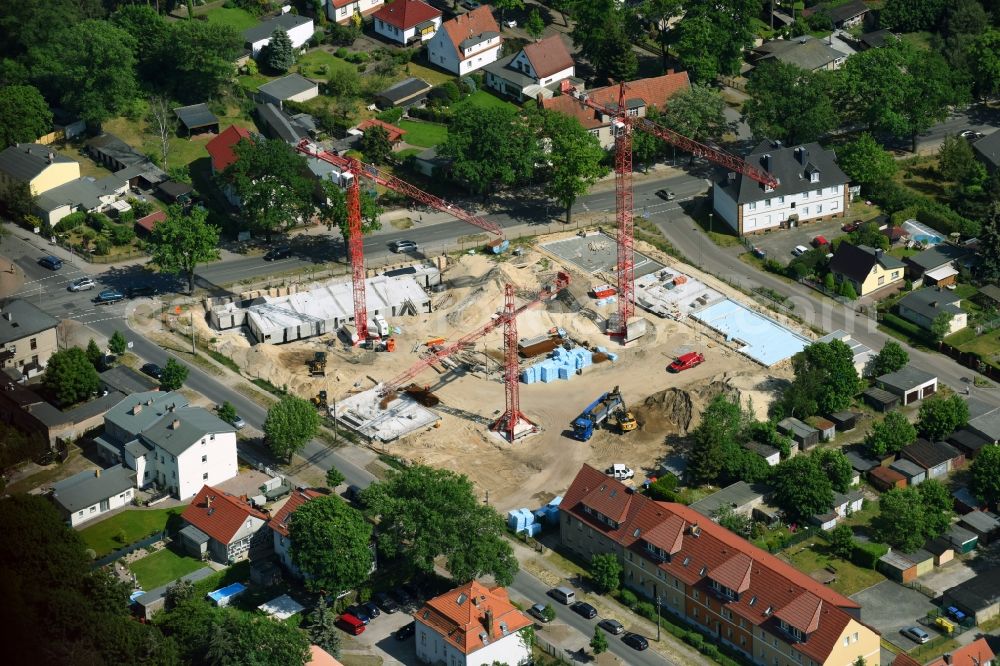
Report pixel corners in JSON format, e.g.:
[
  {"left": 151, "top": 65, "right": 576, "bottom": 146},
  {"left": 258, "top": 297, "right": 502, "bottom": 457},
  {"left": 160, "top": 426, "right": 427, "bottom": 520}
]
[
  {"left": 484, "top": 34, "right": 576, "bottom": 102},
  {"left": 327, "top": 0, "right": 386, "bottom": 25},
  {"left": 268, "top": 488, "right": 324, "bottom": 577},
  {"left": 426, "top": 6, "right": 501, "bottom": 75},
  {"left": 414, "top": 580, "right": 532, "bottom": 666},
  {"left": 179, "top": 484, "right": 268, "bottom": 563},
  {"left": 355, "top": 118, "right": 408, "bottom": 144},
  {"left": 373, "top": 0, "right": 442, "bottom": 46},
  {"left": 560, "top": 464, "right": 881, "bottom": 666},
  {"left": 205, "top": 125, "right": 253, "bottom": 207}
]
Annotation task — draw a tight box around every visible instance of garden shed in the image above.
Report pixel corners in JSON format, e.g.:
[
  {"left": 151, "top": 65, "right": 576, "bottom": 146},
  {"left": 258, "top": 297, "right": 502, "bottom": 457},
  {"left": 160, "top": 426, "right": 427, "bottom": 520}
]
[
  {"left": 948, "top": 428, "right": 992, "bottom": 459},
  {"left": 375, "top": 77, "right": 432, "bottom": 108},
  {"left": 862, "top": 387, "right": 899, "bottom": 412},
  {"left": 173, "top": 103, "right": 219, "bottom": 137},
  {"left": 876, "top": 366, "right": 938, "bottom": 406},
  {"left": 901, "top": 438, "right": 964, "bottom": 478},
  {"left": 960, "top": 511, "right": 1000, "bottom": 544},
  {"left": 868, "top": 465, "right": 906, "bottom": 491},
  {"left": 925, "top": 537, "right": 954, "bottom": 567},
  {"left": 777, "top": 417, "right": 819, "bottom": 449},
  {"left": 808, "top": 416, "right": 836, "bottom": 442},
  {"left": 947, "top": 524, "right": 978, "bottom": 554},
  {"left": 952, "top": 486, "right": 982, "bottom": 514},
  {"left": 828, "top": 411, "right": 858, "bottom": 431},
  {"left": 899, "top": 548, "right": 934, "bottom": 577},
  {"left": 878, "top": 551, "right": 917, "bottom": 583},
  {"left": 889, "top": 458, "right": 926, "bottom": 486}
]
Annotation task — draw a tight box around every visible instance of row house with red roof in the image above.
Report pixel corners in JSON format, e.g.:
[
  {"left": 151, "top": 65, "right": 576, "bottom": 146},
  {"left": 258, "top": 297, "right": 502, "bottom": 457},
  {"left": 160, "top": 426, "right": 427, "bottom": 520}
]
[
  {"left": 414, "top": 580, "right": 532, "bottom": 666},
  {"left": 560, "top": 465, "right": 880, "bottom": 666},
  {"left": 372, "top": 0, "right": 442, "bottom": 46},
  {"left": 180, "top": 485, "right": 269, "bottom": 563},
  {"left": 427, "top": 6, "right": 502, "bottom": 76}
]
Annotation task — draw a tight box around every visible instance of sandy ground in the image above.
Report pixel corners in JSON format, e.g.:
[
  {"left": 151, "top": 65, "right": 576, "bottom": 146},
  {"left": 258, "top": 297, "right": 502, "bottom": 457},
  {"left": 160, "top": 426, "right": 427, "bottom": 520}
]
[
  {"left": 161, "top": 233, "right": 796, "bottom": 512},
  {"left": 0, "top": 255, "right": 24, "bottom": 298}
]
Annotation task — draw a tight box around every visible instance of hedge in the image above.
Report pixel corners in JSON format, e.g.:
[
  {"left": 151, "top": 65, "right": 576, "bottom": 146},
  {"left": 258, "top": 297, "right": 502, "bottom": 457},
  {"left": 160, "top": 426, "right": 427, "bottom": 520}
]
[
  {"left": 851, "top": 541, "right": 889, "bottom": 569},
  {"left": 867, "top": 180, "right": 978, "bottom": 237}
]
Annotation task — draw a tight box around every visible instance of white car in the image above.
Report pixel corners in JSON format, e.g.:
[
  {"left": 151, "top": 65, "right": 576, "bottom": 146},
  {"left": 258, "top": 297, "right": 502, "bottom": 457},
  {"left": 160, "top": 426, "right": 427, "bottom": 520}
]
[
  {"left": 69, "top": 277, "right": 97, "bottom": 292},
  {"left": 960, "top": 130, "right": 984, "bottom": 141},
  {"left": 792, "top": 245, "right": 809, "bottom": 256},
  {"left": 606, "top": 464, "right": 634, "bottom": 480},
  {"left": 504, "top": 19, "right": 517, "bottom": 28}
]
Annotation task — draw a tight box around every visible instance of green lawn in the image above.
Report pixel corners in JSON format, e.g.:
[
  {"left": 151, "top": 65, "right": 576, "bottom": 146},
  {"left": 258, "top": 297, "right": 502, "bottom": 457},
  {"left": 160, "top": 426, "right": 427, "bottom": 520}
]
[
  {"left": 780, "top": 536, "right": 885, "bottom": 596},
  {"left": 203, "top": 6, "right": 259, "bottom": 31},
  {"left": 454, "top": 90, "right": 518, "bottom": 112},
  {"left": 395, "top": 147, "right": 422, "bottom": 160},
  {"left": 295, "top": 50, "right": 356, "bottom": 79},
  {"left": 404, "top": 61, "right": 457, "bottom": 87},
  {"left": 130, "top": 546, "right": 207, "bottom": 590},
  {"left": 79, "top": 507, "right": 186, "bottom": 557},
  {"left": 397, "top": 120, "right": 448, "bottom": 147}
]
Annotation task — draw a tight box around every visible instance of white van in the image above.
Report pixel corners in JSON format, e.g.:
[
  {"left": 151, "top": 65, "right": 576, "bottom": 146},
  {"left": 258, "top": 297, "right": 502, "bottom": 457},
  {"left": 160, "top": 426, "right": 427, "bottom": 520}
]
[
  {"left": 549, "top": 587, "right": 576, "bottom": 605},
  {"left": 606, "top": 464, "right": 634, "bottom": 480}
]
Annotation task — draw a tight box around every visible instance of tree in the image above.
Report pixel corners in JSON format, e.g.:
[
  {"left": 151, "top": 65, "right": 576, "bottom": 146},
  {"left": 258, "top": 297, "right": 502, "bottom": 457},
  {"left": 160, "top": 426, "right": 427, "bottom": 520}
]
[
  {"left": 917, "top": 394, "right": 969, "bottom": 440},
  {"left": 864, "top": 411, "right": 917, "bottom": 457},
  {"left": 361, "top": 125, "right": 393, "bottom": 165},
  {"left": 440, "top": 105, "right": 539, "bottom": 196},
  {"left": 970, "top": 444, "right": 1000, "bottom": 506},
  {"left": 938, "top": 134, "right": 982, "bottom": 185},
  {"left": 159, "top": 358, "right": 188, "bottom": 391},
  {"left": 770, "top": 455, "right": 834, "bottom": 521},
  {"left": 29, "top": 21, "right": 139, "bottom": 124},
  {"left": 208, "top": 611, "right": 309, "bottom": 666},
  {"left": 0, "top": 85, "right": 52, "bottom": 149},
  {"left": 745, "top": 420, "right": 793, "bottom": 459},
  {"left": 326, "top": 67, "right": 362, "bottom": 99},
  {"left": 658, "top": 85, "right": 729, "bottom": 147},
  {"left": 879, "top": 0, "right": 947, "bottom": 31},
  {"left": 264, "top": 395, "right": 320, "bottom": 462},
  {"left": 977, "top": 202, "right": 1000, "bottom": 284},
  {"left": 289, "top": 496, "right": 374, "bottom": 594},
  {"left": 541, "top": 111, "right": 607, "bottom": 225},
  {"left": 743, "top": 61, "right": 838, "bottom": 144},
  {"left": 827, "top": 524, "right": 854, "bottom": 559},
  {"left": 225, "top": 138, "right": 316, "bottom": 239},
  {"left": 109, "top": 330, "right": 128, "bottom": 357},
  {"left": 361, "top": 465, "right": 518, "bottom": 585},
  {"left": 568, "top": 0, "right": 638, "bottom": 81},
  {"left": 43, "top": 347, "right": 100, "bottom": 406},
  {"left": 525, "top": 8, "right": 545, "bottom": 39},
  {"left": 493, "top": 0, "right": 524, "bottom": 22},
  {"left": 781, "top": 340, "right": 861, "bottom": 418},
  {"left": 590, "top": 553, "right": 622, "bottom": 593},
  {"left": 836, "top": 133, "right": 897, "bottom": 187},
  {"left": 872, "top": 340, "right": 908, "bottom": 377},
  {"left": 967, "top": 29, "right": 1000, "bottom": 99},
  {"left": 85, "top": 339, "right": 103, "bottom": 369},
  {"left": 148, "top": 96, "right": 174, "bottom": 169},
  {"left": 307, "top": 596, "right": 341, "bottom": 658},
  {"left": 541, "top": 604, "right": 556, "bottom": 622},
  {"left": 325, "top": 466, "right": 345, "bottom": 488},
  {"left": 267, "top": 28, "right": 295, "bottom": 72},
  {"left": 917, "top": 478, "right": 953, "bottom": 538},
  {"left": 688, "top": 394, "right": 744, "bottom": 484},
  {"left": 111, "top": 5, "right": 171, "bottom": 83},
  {"left": 673, "top": 0, "right": 761, "bottom": 82},
  {"left": 642, "top": 0, "right": 684, "bottom": 70},
  {"left": 713, "top": 504, "right": 753, "bottom": 536},
  {"left": 0, "top": 0, "right": 105, "bottom": 60},
  {"left": 815, "top": 448, "right": 853, "bottom": 494},
  {"left": 318, "top": 181, "right": 382, "bottom": 239},
  {"left": 147, "top": 205, "right": 220, "bottom": 293},
  {"left": 873, "top": 487, "right": 926, "bottom": 551},
  {"left": 217, "top": 401, "right": 238, "bottom": 426},
  {"left": 161, "top": 21, "right": 243, "bottom": 102},
  {"left": 590, "top": 626, "right": 609, "bottom": 655}
]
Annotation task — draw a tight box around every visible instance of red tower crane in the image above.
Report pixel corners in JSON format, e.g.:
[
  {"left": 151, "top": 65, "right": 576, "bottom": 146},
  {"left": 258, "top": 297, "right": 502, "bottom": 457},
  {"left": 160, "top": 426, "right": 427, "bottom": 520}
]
[
  {"left": 295, "top": 140, "right": 505, "bottom": 341},
  {"left": 491, "top": 284, "right": 530, "bottom": 442},
  {"left": 566, "top": 83, "right": 779, "bottom": 338}
]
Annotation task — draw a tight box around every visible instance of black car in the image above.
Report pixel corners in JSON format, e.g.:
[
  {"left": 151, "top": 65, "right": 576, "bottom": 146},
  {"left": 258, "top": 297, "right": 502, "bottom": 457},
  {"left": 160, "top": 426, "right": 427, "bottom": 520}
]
[
  {"left": 263, "top": 245, "right": 292, "bottom": 261},
  {"left": 93, "top": 289, "right": 125, "bottom": 304},
  {"left": 141, "top": 363, "right": 163, "bottom": 380},
  {"left": 395, "top": 622, "right": 415, "bottom": 640},
  {"left": 571, "top": 601, "right": 597, "bottom": 619},
  {"left": 361, "top": 600, "right": 380, "bottom": 619},
  {"left": 127, "top": 285, "right": 157, "bottom": 298},
  {"left": 38, "top": 255, "right": 63, "bottom": 270},
  {"left": 373, "top": 591, "right": 399, "bottom": 614},
  {"left": 622, "top": 632, "right": 649, "bottom": 651},
  {"left": 392, "top": 586, "right": 413, "bottom": 606},
  {"left": 655, "top": 189, "right": 676, "bottom": 201}
]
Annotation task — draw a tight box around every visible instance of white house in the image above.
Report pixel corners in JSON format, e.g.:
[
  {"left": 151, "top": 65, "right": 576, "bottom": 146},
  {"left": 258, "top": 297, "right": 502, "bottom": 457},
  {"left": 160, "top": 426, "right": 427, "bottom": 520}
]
[
  {"left": 415, "top": 580, "right": 532, "bottom": 666},
  {"left": 484, "top": 34, "right": 575, "bottom": 102},
  {"left": 713, "top": 140, "right": 850, "bottom": 236},
  {"left": 51, "top": 465, "right": 136, "bottom": 527},
  {"left": 897, "top": 287, "right": 968, "bottom": 336},
  {"left": 269, "top": 488, "right": 325, "bottom": 577},
  {"left": 179, "top": 485, "right": 269, "bottom": 563},
  {"left": 243, "top": 13, "right": 314, "bottom": 58},
  {"left": 327, "top": 0, "right": 385, "bottom": 24},
  {"left": 427, "top": 6, "right": 502, "bottom": 75},
  {"left": 372, "top": 0, "right": 442, "bottom": 45}
]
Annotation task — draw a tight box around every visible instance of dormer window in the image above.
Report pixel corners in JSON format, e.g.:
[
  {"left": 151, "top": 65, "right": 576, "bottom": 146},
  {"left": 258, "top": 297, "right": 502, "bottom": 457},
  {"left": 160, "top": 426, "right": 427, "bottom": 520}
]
[
  {"left": 810, "top": 171, "right": 819, "bottom": 183},
  {"left": 779, "top": 620, "right": 804, "bottom": 642}
]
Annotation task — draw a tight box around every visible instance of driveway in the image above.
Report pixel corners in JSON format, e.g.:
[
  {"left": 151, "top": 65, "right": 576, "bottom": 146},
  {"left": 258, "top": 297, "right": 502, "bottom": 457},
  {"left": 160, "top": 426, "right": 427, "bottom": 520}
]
[
  {"left": 851, "top": 580, "right": 941, "bottom": 651},
  {"left": 746, "top": 217, "right": 852, "bottom": 264},
  {"left": 918, "top": 558, "right": 978, "bottom": 597},
  {"left": 345, "top": 605, "right": 416, "bottom": 665}
]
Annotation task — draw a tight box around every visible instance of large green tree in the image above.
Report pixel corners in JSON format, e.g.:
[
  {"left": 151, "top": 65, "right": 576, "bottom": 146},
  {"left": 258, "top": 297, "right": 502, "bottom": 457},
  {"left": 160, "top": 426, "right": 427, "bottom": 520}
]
[
  {"left": 568, "top": 0, "right": 638, "bottom": 81},
  {"left": 264, "top": 395, "right": 320, "bottom": 462},
  {"left": 111, "top": 5, "right": 171, "bottom": 83},
  {"left": 43, "top": 347, "right": 100, "bottom": 406},
  {"left": 0, "top": 85, "right": 52, "bottom": 149},
  {"left": 836, "top": 133, "right": 897, "bottom": 187},
  {"left": 289, "top": 496, "right": 374, "bottom": 593},
  {"left": 864, "top": 411, "right": 917, "bottom": 457},
  {"left": 225, "top": 138, "right": 316, "bottom": 238},
  {"left": 361, "top": 125, "right": 393, "bottom": 165},
  {"left": 873, "top": 487, "right": 926, "bottom": 551},
  {"left": 306, "top": 597, "right": 341, "bottom": 658},
  {"left": 659, "top": 84, "right": 730, "bottom": 144},
  {"left": 917, "top": 478, "right": 954, "bottom": 538},
  {"left": 441, "top": 105, "right": 539, "bottom": 196},
  {"left": 781, "top": 340, "right": 861, "bottom": 418},
  {"left": 317, "top": 180, "right": 382, "bottom": 239},
  {"left": 917, "top": 394, "right": 969, "bottom": 440},
  {"left": 770, "top": 454, "right": 834, "bottom": 521},
  {"left": 673, "top": 0, "right": 762, "bottom": 82},
  {"left": 871, "top": 340, "right": 909, "bottom": 377},
  {"left": 977, "top": 202, "right": 1000, "bottom": 284},
  {"left": 879, "top": 0, "right": 947, "bottom": 31},
  {"left": 641, "top": 0, "right": 683, "bottom": 70},
  {"left": 743, "top": 61, "right": 838, "bottom": 144},
  {"left": 0, "top": 0, "right": 104, "bottom": 59},
  {"left": 589, "top": 553, "right": 622, "bottom": 593},
  {"left": 161, "top": 21, "right": 243, "bottom": 102},
  {"left": 687, "top": 394, "right": 744, "bottom": 485},
  {"left": 147, "top": 205, "right": 221, "bottom": 293},
  {"left": 938, "top": 134, "right": 984, "bottom": 186},
  {"left": 815, "top": 448, "right": 853, "bottom": 494},
  {"left": 29, "top": 20, "right": 139, "bottom": 124},
  {"left": 361, "top": 465, "right": 518, "bottom": 585},
  {"left": 970, "top": 444, "right": 1000, "bottom": 506},
  {"left": 541, "top": 111, "right": 607, "bottom": 225},
  {"left": 266, "top": 28, "right": 295, "bottom": 73},
  {"left": 208, "top": 611, "right": 309, "bottom": 666},
  {"left": 159, "top": 358, "right": 188, "bottom": 392},
  {"left": 966, "top": 29, "right": 1000, "bottom": 99}
]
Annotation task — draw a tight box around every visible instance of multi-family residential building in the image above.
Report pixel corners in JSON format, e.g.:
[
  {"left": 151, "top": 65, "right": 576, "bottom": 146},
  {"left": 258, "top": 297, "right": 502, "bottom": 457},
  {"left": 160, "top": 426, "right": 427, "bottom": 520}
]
[
  {"left": 713, "top": 141, "right": 849, "bottom": 235},
  {"left": 179, "top": 485, "right": 269, "bottom": 563},
  {"left": 0, "top": 300, "right": 58, "bottom": 379},
  {"left": 414, "top": 580, "right": 532, "bottom": 666},
  {"left": 0, "top": 143, "right": 80, "bottom": 196},
  {"left": 426, "top": 6, "right": 502, "bottom": 75},
  {"left": 560, "top": 464, "right": 881, "bottom": 666}
]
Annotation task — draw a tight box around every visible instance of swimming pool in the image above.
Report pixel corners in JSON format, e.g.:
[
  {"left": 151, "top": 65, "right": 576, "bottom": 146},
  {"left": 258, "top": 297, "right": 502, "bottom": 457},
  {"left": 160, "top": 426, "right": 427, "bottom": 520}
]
[
  {"left": 207, "top": 582, "right": 246, "bottom": 607},
  {"left": 692, "top": 299, "right": 810, "bottom": 366}
]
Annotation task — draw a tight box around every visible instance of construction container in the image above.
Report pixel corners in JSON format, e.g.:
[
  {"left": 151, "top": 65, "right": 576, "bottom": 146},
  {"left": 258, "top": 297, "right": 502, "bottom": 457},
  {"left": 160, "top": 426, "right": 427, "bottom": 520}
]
[
  {"left": 519, "top": 337, "right": 561, "bottom": 358},
  {"left": 591, "top": 284, "right": 617, "bottom": 299}
]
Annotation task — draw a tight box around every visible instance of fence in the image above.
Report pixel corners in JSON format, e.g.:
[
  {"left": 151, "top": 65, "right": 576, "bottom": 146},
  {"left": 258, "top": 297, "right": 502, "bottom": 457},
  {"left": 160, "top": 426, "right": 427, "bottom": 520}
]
[
  {"left": 92, "top": 530, "right": 169, "bottom": 569},
  {"left": 938, "top": 342, "right": 1000, "bottom": 379},
  {"left": 54, "top": 238, "right": 146, "bottom": 264}
]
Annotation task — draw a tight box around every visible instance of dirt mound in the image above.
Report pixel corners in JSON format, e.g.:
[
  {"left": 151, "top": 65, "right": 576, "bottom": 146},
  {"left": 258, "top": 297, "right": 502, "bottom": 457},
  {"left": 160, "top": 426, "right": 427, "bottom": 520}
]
[{"left": 634, "top": 378, "right": 747, "bottom": 436}]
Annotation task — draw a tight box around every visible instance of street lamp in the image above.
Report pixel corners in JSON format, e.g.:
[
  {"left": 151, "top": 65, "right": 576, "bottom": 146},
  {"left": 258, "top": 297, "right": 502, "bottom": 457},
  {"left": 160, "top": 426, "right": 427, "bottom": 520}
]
[
  {"left": 709, "top": 212, "right": 714, "bottom": 235},
  {"left": 656, "top": 595, "right": 662, "bottom": 641}
]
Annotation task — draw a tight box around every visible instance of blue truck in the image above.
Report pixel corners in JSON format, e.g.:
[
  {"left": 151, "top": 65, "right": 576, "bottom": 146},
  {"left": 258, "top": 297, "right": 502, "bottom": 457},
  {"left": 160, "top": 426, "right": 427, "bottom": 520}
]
[{"left": 571, "top": 386, "right": 635, "bottom": 441}]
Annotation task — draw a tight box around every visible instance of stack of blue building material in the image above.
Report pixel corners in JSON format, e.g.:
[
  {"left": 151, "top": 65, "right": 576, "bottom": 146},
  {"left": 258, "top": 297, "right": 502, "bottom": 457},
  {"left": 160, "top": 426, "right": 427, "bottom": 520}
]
[
  {"left": 594, "top": 296, "right": 617, "bottom": 307},
  {"left": 521, "top": 347, "right": 595, "bottom": 384},
  {"left": 525, "top": 522, "right": 543, "bottom": 538},
  {"left": 507, "top": 508, "right": 534, "bottom": 532},
  {"left": 594, "top": 346, "right": 619, "bottom": 362}
]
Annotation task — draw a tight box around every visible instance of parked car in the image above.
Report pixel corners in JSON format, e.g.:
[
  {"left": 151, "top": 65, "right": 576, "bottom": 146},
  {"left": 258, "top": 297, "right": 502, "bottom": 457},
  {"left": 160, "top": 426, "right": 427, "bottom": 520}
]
[
  {"left": 622, "top": 632, "right": 649, "bottom": 651},
  {"left": 345, "top": 605, "right": 371, "bottom": 624},
  {"left": 901, "top": 626, "right": 930, "bottom": 644},
  {"left": 263, "top": 245, "right": 292, "bottom": 261},
  {"left": 141, "top": 363, "right": 163, "bottom": 380},
  {"left": 668, "top": 351, "right": 705, "bottom": 372},
  {"left": 842, "top": 221, "right": 861, "bottom": 232},
  {"left": 811, "top": 235, "right": 828, "bottom": 247},
  {"left": 392, "top": 586, "right": 413, "bottom": 606},
  {"left": 94, "top": 289, "right": 125, "bottom": 304},
  {"left": 395, "top": 621, "right": 416, "bottom": 640},
  {"left": 752, "top": 246, "right": 766, "bottom": 259},
  {"left": 655, "top": 189, "right": 676, "bottom": 201},
  {"left": 373, "top": 591, "right": 399, "bottom": 614},
  {"left": 336, "top": 613, "right": 365, "bottom": 635},
  {"left": 460, "top": 0, "right": 481, "bottom": 9},
  {"left": 127, "top": 285, "right": 156, "bottom": 298},
  {"left": 38, "top": 255, "right": 63, "bottom": 270},
  {"left": 388, "top": 239, "right": 418, "bottom": 253},
  {"left": 69, "top": 277, "right": 96, "bottom": 292},
  {"left": 605, "top": 464, "right": 634, "bottom": 480},
  {"left": 229, "top": 415, "right": 246, "bottom": 430},
  {"left": 503, "top": 18, "right": 517, "bottom": 27},
  {"left": 571, "top": 601, "right": 597, "bottom": 619},
  {"left": 792, "top": 245, "right": 809, "bottom": 256},
  {"left": 961, "top": 130, "right": 984, "bottom": 141},
  {"left": 598, "top": 619, "right": 625, "bottom": 635},
  {"left": 528, "top": 603, "right": 551, "bottom": 623},
  {"left": 361, "top": 601, "right": 381, "bottom": 620}
]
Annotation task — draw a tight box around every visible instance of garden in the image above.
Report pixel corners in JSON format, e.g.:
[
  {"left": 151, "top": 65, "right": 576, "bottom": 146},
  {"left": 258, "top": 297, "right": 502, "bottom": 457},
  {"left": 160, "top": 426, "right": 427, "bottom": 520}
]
[
  {"left": 51, "top": 208, "right": 146, "bottom": 260},
  {"left": 79, "top": 506, "right": 185, "bottom": 557},
  {"left": 130, "top": 545, "right": 208, "bottom": 590}
]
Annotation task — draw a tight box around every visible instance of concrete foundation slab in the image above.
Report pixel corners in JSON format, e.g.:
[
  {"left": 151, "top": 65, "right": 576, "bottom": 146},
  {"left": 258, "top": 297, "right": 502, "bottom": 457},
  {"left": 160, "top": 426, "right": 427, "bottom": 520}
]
[
  {"left": 542, "top": 232, "right": 664, "bottom": 278},
  {"left": 331, "top": 387, "right": 440, "bottom": 443}
]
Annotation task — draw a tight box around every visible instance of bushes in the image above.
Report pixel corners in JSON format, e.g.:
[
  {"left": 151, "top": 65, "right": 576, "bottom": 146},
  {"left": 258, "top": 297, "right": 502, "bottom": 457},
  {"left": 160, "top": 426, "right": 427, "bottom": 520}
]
[
  {"left": 109, "top": 224, "right": 135, "bottom": 246},
  {"left": 376, "top": 107, "right": 404, "bottom": 124},
  {"left": 634, "top": 601, "right": 656, "bottom": 621},
  {"left": 55, "top": 211, "right": 86, "bottom": 233},
  {"left": 618, "top": 588, "right": 638, "bottom": 608},
  {"left": 851, "top": 541, "right": 889, "bottom": 569},
  {"left": 343, "top": 51, "right": 369, "bottom": 64},
  {"left": 867, "top": 179, "right": 979, "bottom": 237},
  {"left": 409, "top": 105, "right": 452, "bottom": 124},
  {"left": 645, "top": 474, "right": 678, "bottom": 501},
  {"left": 94, "top": 237, "right": 111, "bottom": 255},
  {"left": 86, "top": 212, "right": 111, "bottom": 232}
]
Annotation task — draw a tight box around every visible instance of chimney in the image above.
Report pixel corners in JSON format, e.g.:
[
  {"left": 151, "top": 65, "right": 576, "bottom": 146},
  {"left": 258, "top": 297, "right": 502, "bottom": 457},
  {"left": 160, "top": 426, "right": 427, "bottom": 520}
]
[
  {"left": 667, "top": 68, "right": 674, "bottom": 75},
  {"left": 2, "top": 312, "right": 11, "bottom": 322},
  {"left": 485, "top": 609, "right": 494, "bottom": 638},
  {"left": 875, "top": 248, "right": 883, "bottom": 258},
  {"left": 943, "top": 654, "right": 952, "bottom": 665},
  {"left": 689, "top": 522, "right": 701, "bottom": 537},
  {"left": 930, "top": 301, "right": 939, "bottom": 308},
  {"left": 762, "top": 154, "right": 771, "bottom": 170},
  {"left": 95, "top": 468, "right": 101, "bottom": 478},
  {"left": 132, "top": 403, "right": 142, "bottom": 415},
  {"left": 171, "top": 419, "right": 180, "bottom": 430},
  {"left": 795, "top": 146, "right": 809, "bottom": 164}
]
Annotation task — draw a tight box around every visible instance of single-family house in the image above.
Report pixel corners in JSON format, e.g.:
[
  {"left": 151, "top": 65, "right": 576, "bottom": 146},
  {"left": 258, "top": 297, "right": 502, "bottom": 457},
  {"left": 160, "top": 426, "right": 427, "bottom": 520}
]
[
  {"left": 269, "top": 488, "right": 324, "bottom": 577},
  {"left": 973, "top": 130, "right": 1000, "bottom": 174},
  {"left": 816, "top": 330, "right": 873, "bottom": 377},
  {"left": 924, "top": 537, "right": 954, "bottom": 567},
  {"left": 414, "top": 580, "right": 532, "bottom": 666},
  {"left": 943, "top": 570, "right": 1000, "bottom": 625},
  {"left": 484, "top": 34, "right": 576, "bottom": 102},
  {"left": 713, "top": 141, "right": 849, "bottom": 236},
  {"left": 173, "top": 103, "right": 220, "bottom": 137},
  {"left": 828, "top": 243, "right": 905, "bottom": 297},
  {"left": 902, "top": 438, "right": 963, "bottom": 479},
  {"left": 541, "top": 72, "right": 690, "bottom": 149},
  {"left": 896, "top": 287, "right": 967, "bottom": 336},
  {"left": 426, "top": 6, "right": 502, "bottom": 76},
  {"left": 749, "top": 35, "right": 847, "bottom": 72},
  {"left": 243, "top": 13, "right": 314, "bottom": 58},
  {"left": 807, "top": 0, "right": 870, "bottom": 28},
  {"left": 0, "top": 300, "right": 59, "bottom": 379},
  {"left": 868, "top": 465, "right": 906, "bottom": 491},
  {"left": 741, "top": 440, "right": 781, "bottom": 466},
  {"left": 257, "top": 74, "right": 320, "bottom": 108},
  {"left": 208, "top": 126, "right": 254, "bottom": 175},
  {"left": 946, "top": 524, "right": 979, "bottom": 554},
  {"left": 889, "top": 458, "right": 925, "bottom": 486},
  {"left": 862, "top": 387, "right": 900, "bottom": 412},
  {"left": 180, "top": 485, "right": 269, "bottom": 563},
  {"left": 948, "top": 428, "right": 993, "bottom": 459},
  {"left": 35, "top": 177, "right": 115, "bottom": 226},
  {"left": 878, "top": 550, "right": 918, "bottom": 583},
  {"left": 876, "top": 367, "right": 938, "bottom": 406},
  {"left": 372, "top": 0, "right": 441, "bottom": 45},
  {"left": 326, "top": 0, "right": 385, "bottom": 24},
  {"left": 375, "top": 77, "right": 433, "bottom": 109},
  {"left": 960, "top": 510, "right": 1000, "bottom": 544},
  {"left": 0, "top": 143, "right": 80, "bottom": 196},
  {"left": 690, "top": 480, "right": 772, "bottom": 520},
  {"left": 905, "top": 244, "right": 974, "bottom": 285},
  {"left": 776, "top": 416, "right": 819, "bottom": 449},
  {"left": 923, "top": 638, "right": 995, "bottom": 666},
  {"left": 50, "top": 465, "right": 136, "bottom": 527},
  {"left": 355, "top": 118, "right": 407, "bottom": 144}
]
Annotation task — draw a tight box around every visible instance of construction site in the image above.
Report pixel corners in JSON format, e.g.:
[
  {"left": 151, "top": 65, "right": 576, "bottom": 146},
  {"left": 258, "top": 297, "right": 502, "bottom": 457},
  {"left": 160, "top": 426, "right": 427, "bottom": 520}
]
[{"left": 175, "top": 87, "right": 808, "bottom": 509}]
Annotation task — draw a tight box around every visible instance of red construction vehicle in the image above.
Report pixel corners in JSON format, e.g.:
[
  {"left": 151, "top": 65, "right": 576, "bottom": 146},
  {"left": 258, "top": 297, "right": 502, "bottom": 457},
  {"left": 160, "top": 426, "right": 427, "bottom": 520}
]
[{"left": 668, "top": 351, "right": 705, "bottom": 373}]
